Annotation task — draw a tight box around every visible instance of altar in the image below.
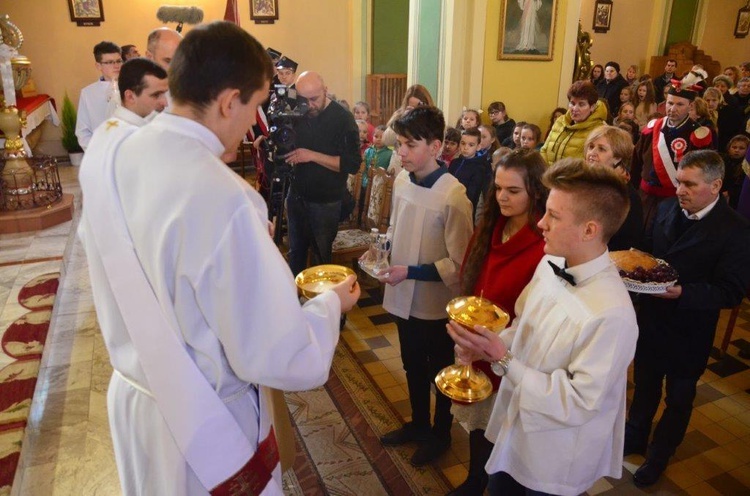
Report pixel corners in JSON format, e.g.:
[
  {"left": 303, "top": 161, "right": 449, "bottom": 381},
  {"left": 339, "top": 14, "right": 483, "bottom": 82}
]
[{"left": 0, "top": 94, "right": 59, "bottom": 156}]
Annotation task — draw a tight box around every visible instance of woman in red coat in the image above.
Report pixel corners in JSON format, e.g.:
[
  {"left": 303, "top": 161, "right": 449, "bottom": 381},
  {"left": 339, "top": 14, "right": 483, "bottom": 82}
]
[{"left": 448, "top": 149, "right": 548, "bottom": 495}]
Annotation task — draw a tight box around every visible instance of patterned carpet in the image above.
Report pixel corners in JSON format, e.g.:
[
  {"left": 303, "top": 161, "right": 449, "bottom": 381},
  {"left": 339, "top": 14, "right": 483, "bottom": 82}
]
[
  {"left": 283, "top": 324, "right": 452, "bottom": 495},
  {"left": 0, "top": 273, "right": 60, "bottom": 495}
]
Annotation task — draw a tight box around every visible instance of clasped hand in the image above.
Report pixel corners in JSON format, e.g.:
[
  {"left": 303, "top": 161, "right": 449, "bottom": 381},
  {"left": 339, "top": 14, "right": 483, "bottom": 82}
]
[
  {"left": 283, "top": 148, "right": 314, "bottom": 166},
  {"left": 446, "top": 321, "right": 507, "bottom": 365}
]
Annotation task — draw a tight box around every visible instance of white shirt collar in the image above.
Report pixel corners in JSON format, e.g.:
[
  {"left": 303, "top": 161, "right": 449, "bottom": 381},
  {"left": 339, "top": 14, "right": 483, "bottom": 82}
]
[
  {"left": 683, "top": 195, "right": 719, "bottom": 220},
  {"left": 113, "top": 106, "right": 151, "bottom": 127},
  {"left": 548, "top": 250, "right": 612, "bottom": 287}
]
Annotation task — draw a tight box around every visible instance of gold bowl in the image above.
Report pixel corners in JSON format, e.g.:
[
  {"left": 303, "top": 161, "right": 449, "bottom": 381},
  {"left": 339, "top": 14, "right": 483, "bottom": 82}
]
[
  {"left": 295, "top": 264, "right": 355, "bottom": 299},
  {"left": 446, "top": 296, "right": 509, "bottom": 332}
]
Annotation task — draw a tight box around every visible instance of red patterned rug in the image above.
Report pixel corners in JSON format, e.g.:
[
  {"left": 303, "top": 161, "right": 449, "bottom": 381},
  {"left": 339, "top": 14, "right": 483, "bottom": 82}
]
[{"left": 0, "top": 272, "right": 59, "bottom": 494}]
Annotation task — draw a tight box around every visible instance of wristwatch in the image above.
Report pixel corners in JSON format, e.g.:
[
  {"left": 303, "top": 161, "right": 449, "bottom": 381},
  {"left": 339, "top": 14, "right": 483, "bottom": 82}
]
[{"left": 491, "top": 351, "right": 514, "bottom": 377}]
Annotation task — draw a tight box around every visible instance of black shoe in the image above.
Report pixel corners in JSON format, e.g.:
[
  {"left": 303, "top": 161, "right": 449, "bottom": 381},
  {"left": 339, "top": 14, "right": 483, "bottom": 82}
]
[
  {"left": 633, "top": 459, "right": 667, "bottom": 487},
  {"left": 446, "top": 474, "right": 488, "bottom": 495},
  {"left": 410, "top": 435, "right": 451, "bottom": 467},
  {"left": 380, "top": 422, "right": 431, "bottom": 446}
]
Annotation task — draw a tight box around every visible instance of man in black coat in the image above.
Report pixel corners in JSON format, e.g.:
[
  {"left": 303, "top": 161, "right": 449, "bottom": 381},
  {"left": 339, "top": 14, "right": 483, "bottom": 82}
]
[{"left": 624, "top": 150, "right": 750, "bottom": 487}]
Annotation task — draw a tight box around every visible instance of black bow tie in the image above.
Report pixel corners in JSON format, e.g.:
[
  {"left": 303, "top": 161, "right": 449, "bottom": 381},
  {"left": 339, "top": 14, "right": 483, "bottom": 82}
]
[{"left": 548, "top": 261, "right": 577, "bottom": 286}]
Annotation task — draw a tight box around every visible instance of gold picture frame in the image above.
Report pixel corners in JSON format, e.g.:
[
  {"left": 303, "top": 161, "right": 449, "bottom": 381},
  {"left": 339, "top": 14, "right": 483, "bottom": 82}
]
[
  {"left": 250, "top": 0, "right": 279, "bottom": 24},
  {"left": 497, "top": 0, "right": 558, "bottom": 61},
  {"left": 68, "top": 0, "right": 105, "bottom": 26},
  {"left": 735, "top": 4, "right": 750, "bottom": 39}
]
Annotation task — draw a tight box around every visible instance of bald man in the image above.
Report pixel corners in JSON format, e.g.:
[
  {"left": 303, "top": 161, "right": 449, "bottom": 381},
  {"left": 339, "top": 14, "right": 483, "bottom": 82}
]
[
  {"left": 145, "top": 27, "right": 182, "bottom": 71},
  {"left": 283, "top": 71, "right": 361, "bottom": 276}
]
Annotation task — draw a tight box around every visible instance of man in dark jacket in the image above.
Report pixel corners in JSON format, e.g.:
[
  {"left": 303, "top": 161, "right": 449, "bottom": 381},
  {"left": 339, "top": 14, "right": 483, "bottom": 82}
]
[
  {"left": 596, "top": 61, "right": 629, "bottom": 117},
  {"left": 624, "top": 150, "right": 750, "bottom": 487}
]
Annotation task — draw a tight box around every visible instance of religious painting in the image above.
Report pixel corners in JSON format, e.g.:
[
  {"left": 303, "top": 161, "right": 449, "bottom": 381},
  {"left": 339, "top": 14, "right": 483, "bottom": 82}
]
[
  {"left": 250, "top": 0, "right": 279, "bottom": 24},
  {"left": 735, "top": 4, "right": 750, "bottom": 39},
  {"left": 498, "top": 0, "right": 558, "bottom": 61},
  {"left": 592, "top": 0, "right": 613, "bottom": 34},
  {"left": 67, "top": 0, "right": 104, "bottom": 24}
]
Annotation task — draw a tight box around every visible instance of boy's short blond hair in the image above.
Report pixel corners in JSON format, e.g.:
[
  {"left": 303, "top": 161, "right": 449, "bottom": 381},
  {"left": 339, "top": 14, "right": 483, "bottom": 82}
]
[{"left": 543, "top": 158, "right": 629, "bottom": 242}]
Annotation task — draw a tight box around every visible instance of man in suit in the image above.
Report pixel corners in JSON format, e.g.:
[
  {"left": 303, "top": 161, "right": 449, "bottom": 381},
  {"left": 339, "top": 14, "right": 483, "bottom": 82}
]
[
  {"left": 654, "top": 59, "right": 677, "bottom": 104},
  {"left": 625, "top": 150, "right": 750, "bottom": 487}
]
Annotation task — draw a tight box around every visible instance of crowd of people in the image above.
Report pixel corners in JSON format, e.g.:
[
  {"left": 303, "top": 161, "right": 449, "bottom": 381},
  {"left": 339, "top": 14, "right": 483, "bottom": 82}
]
[
  {"left": 349, "top": 60, "right": 750, "bottom": 495},
  {"left": 73, "top": 25, "right": 750, "bottom": 496}
]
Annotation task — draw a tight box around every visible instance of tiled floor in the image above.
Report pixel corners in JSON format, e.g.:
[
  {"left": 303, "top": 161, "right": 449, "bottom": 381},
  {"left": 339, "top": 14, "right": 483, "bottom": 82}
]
[{"left": 4, "top": 164, "right": 750, "bottom": 495}]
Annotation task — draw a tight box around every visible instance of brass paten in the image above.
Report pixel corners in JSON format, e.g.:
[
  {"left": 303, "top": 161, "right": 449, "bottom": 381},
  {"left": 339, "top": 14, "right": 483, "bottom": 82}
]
[
  {"left": 436, "top": 296, "right": 509, "bottom": 403},
  {"left": 295, "top": 264, "right": 355, "bottom": 299}
]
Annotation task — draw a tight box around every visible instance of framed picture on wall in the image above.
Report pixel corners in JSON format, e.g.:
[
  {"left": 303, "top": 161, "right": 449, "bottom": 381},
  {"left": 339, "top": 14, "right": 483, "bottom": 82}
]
[
  {"left": 68, "top": 0, "right": 105, "bottom": 26},
  {"left": 593, "top": 0, "right": 613, "bottom": 34},
  {"left": 497, "top": 0, "right": 558, "bottom": 61},
  {"left": 735, "top": 4, "right": 750, "bottom": 39},
  {"left": 250, "top": 0, "right": 279, "bottom": 24}
]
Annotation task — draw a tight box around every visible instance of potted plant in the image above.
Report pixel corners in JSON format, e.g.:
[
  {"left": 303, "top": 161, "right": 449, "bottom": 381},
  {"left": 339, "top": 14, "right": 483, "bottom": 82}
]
[{"left": 60, "top": 93, "right": 83, "bottom": 165}]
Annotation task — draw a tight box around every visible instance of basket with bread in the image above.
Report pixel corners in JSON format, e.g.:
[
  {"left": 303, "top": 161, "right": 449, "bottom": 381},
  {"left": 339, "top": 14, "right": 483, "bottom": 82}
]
[{"left": 609, "top": 249, "right": 678, "bottom": 294}]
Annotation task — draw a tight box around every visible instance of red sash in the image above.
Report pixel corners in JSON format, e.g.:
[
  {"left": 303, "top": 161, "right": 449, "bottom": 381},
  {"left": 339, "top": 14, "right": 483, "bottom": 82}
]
[
  {"left": 650, "top": 118, "right": 677, "bottom": 194},
  {"left": 210, "top": 428, "right": 279, "bottom": 496}
]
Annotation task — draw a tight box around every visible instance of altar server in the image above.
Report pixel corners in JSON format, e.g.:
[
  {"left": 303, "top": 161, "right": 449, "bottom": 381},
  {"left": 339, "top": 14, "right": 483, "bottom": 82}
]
[
  {"left": 448, "top": 159, "right": 638, "bottom": 496},
  {"left": 75, "top": 41, "right": 122, "bottom": 150}
]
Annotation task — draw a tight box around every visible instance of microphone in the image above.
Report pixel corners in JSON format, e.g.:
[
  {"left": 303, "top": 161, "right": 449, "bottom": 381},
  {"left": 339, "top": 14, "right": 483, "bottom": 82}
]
[{"left": 156, "top": 6, "right": 204, "bottom": 32}]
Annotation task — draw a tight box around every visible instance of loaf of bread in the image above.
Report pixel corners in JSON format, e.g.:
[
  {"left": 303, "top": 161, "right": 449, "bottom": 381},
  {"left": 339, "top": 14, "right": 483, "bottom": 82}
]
[{"left": 610, "top": 249, "right": 659, "bottom": 272}]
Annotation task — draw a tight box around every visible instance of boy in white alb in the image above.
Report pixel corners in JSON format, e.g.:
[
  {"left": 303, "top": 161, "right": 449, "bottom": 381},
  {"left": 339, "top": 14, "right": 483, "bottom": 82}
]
[
  {"left": 449, "top": 159, "right": 638, "bottom": 496},
  {"left": 76, "top": 41, "right": 122, "bottom": 150},
  {"left": 377, "top": 106, "right": 474, "bottom": 467}
]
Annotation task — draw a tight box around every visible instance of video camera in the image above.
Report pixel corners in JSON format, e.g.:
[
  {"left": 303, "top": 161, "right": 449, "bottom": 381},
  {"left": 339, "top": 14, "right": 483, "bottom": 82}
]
[{"left": 266, "top": 84, "right": 309, "bottom": 161}]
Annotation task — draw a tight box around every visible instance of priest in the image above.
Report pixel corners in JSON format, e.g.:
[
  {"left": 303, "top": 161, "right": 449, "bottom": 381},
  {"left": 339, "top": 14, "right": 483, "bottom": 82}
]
[{"left": 78, "top": 21, "right": 359, "bottom": 496}]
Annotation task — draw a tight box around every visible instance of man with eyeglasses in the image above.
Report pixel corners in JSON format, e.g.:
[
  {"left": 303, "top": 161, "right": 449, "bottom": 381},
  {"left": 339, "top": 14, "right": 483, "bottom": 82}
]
[
  {"left": 75, "top": 41, "right": 122, "bottom": 150},
  {"left": 283, "top": 71, "right": 361, "bottom": 277}
]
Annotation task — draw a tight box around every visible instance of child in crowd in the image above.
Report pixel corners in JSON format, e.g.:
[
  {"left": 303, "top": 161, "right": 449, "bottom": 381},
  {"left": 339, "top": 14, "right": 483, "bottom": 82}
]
[
  {"left": 364, "top": 125, "right": 393, "bottom": 172},
  {"left": 456, "top": 108, "right": 481, "bottom": 131},
  {"left": 492, "top": 146, "right": 512, "bottom": 168},
  {"left": 356, "top": 119, "right": 370, "bottom": 156},
  {"left": 614, "top": 102, "right": 635, "bottom": 125},
  {"left": 617, "top": 118, "right": 640, "bottom": 145},
  {"left": 449, "top": 127, "right": 491, "bottom": 214},
  {"left": 353, "top": 101, "right": 375, "bottom": 142},
  {"left": 506, "top": 121, "right": 526, "bottom": 149},
  {"left": 544, "top": 108, "right": 566, "bottom": 140},
  {"left": 722, "top": 134, "right": 750, "bottom": 209},
  {"left": 377, "top": 106, "right": 473, "bottom": 468},
  {"left": 488, "top": 101, "right": 516, "bottom": 144},
  {"left": 619, "top": 86, "right": 634, "bottom": 109},
  {"left": 441, "top": 127, "right": 461, "bottom": 166},
  {"left": 520, "top": 123, "right": 542, "bottom": 150},
  {"left": 358, "top": 125, "right": 393, "bottom": 223},
  {"left": 633, "top": 80, "right": 657, "bottom": 127},
  {"left": 478, "top": 125, "right": 499, "bottom": 159}
]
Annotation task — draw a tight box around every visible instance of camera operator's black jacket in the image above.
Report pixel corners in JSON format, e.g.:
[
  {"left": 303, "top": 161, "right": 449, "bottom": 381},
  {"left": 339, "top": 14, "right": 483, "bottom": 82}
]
[{"left": 290, "top": 100, "right": 361, "bottom": 203}]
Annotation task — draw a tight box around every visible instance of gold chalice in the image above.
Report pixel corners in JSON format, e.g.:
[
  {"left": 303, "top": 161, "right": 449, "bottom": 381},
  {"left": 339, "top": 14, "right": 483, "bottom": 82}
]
[
  {"left": 295, "top": 264, "right": 356, "bottom": 299},
  {"left": 435, "top": 296, "right": 509, "bottom": 403}
]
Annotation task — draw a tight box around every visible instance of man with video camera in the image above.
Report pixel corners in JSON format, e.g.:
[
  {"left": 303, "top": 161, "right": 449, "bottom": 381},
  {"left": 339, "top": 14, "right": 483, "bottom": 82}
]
[{"left": 283, "top": 71, "right": 361, "bottom": 276}]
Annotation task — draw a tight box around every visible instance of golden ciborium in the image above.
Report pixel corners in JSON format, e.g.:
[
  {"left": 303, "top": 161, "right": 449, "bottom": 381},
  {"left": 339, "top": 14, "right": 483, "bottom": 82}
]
[
  {"left": 435, "top": 296, "right": 509, "bottom": 403},
  {"left": 295, "top": 264, "right": 356, "bottom": 299}
]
